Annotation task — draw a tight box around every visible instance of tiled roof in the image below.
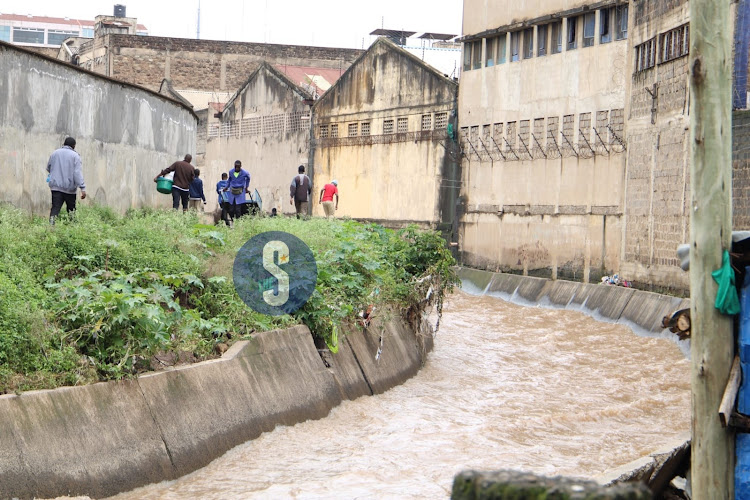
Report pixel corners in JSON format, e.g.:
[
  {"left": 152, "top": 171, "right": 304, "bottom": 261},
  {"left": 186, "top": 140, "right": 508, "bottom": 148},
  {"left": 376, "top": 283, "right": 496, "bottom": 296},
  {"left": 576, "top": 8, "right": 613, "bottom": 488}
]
[{"left": 274, "top": 65, "right": 346, "bottom": 99}]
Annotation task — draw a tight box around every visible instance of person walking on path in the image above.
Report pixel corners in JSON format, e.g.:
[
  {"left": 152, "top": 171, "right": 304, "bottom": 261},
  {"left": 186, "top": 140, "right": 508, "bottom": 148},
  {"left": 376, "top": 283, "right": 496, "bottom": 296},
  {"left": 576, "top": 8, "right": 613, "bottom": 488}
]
[
  {"left": 319, "top": 180, "right": 339, "bottom": 219},
  {"left": 47, "top": 137, "right": 86, "bottom": 225},
  {"left": 155, "top": 154, "right": 195, "bottom": 212},
  {"left": 289, "top": 165, "right": 311, "bottom": 219},
  {"left": 216, "top": 172, "right": 230, "bottom": 226},
  {"left": 188, "top": 168, "right": 207, "bottom": 211},
  {"left": 224, "top": 160, "right": 251, "bottom": 222}
]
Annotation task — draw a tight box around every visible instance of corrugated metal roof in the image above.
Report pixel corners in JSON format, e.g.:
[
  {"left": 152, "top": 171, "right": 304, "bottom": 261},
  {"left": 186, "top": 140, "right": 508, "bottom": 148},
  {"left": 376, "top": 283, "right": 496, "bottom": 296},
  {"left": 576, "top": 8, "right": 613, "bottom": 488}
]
[
  {"left": 369, "top": 29, "right": 417, "bottom": 38},
  {"left": 274, "top": 65, "right": 346, "bottom": 99},
  {"left": 418, "top": 32, "right": 457, "bottom": 41}
]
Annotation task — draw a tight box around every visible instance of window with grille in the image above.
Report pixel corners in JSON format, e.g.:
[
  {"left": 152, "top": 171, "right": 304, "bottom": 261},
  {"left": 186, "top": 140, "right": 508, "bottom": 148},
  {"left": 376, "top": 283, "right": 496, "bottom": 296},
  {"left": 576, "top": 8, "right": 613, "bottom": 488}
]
[
  {"left": 319, "top": 124, "right": 329, "bottom": 138},
  {"left": 660, "top": 24, "right": 689, "bottom": 63},
  {"left": 482, "top": 125, "right": 491, "bottom": 140},
  {"left": 583, "top": 12, "right": 595, "bottom": 47},
  {"left": 493, "top": 123, "right": 503, "bottom": 143},
  {"left": 13, "top": 28, "right": 44, "bottom": 44},
  {"left": 348, "top": 123, "right": 358, "bottom": 136},
  {"left": 384, "top": 119, "right": 394, "bottom": 134},
  {"left": 470, "top": 126, "right": 479, "bottom": 142},
  {"left": 434, "top": 113, "right": 448, "bottom": 129},
  {"left": 331, "top": 124, "right": 339, "bottom": 138},
  {"left": 397, "top": 117, "right": 408, "bottom": 133},
  {"left": 361, "top": 122, "right": 371, "bottom": 136},
  {"left": 635, "top": 38, "right": 656, "bottom": 72},
  {"left": 422, "top": 114, "right": 433, "bottom": 130}
]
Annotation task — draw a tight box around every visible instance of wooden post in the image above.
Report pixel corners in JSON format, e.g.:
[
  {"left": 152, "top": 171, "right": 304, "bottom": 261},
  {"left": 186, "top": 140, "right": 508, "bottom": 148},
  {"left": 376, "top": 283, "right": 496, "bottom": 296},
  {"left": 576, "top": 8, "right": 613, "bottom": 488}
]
[{"left": 689, "top": 0, "right": 735, "bottom": 497}]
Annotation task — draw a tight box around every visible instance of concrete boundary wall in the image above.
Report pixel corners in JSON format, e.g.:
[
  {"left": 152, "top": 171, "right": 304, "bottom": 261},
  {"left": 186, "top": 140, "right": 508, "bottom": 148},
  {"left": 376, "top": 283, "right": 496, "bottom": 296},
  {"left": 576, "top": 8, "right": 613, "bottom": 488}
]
[
  {"left": 458, "top": 267, "right": 690, "bottom": 344},
  {"left": 0, "top": 314, "right": 430, "bottom": 499}
]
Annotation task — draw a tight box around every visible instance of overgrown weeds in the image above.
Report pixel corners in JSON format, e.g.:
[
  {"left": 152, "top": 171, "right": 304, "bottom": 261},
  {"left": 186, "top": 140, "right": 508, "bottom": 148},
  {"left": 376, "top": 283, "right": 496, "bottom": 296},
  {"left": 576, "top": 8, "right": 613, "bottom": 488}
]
[{"left": 0, "top": 205, "right": 457, "bottom": 393}]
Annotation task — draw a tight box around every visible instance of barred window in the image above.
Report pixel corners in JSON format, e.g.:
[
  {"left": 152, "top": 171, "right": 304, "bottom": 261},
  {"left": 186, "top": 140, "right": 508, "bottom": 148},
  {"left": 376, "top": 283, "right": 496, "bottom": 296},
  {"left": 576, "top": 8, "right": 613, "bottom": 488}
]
[
  {"left": 361, "top": 122, "right": 371, "bottom": 136},
  {"left": 348, "top": 123, "right": 358, "bottom": 137},
  {"left": 422, "top": 114, "right": 433, "bottom": 130},
  {"left": 660, "top": 24, "right": 689, "bottom": 63},
  {"left": 434, "top": 112, "right": 448, "bottom": 129},
  {"left": 384, "top": 119, "right": 394, "bottom": 134},
  {"left": 397, "top": 117, "right": 408, "bottom": 133},
  {"left": 470, "top": 126, "right": 479, "bottom": 142},
  {"left": 330, "top": 124, "right": 339, "bottom": 138},
  {"left": 635, "top": 38, "right": 656, "bottom": 72},
  {"left": 482, "top": 124, "right": 491, "bottom": 139},
  {"left": 493, "top": 123, "right": 503, "bottom": 143},
  {"left": 319, "top": 124, "right": 329, "bottom": 138}
]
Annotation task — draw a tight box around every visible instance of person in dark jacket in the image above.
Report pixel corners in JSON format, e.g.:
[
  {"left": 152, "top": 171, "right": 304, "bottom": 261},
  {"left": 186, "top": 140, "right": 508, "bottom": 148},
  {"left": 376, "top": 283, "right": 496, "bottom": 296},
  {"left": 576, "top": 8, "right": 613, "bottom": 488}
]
[
  {"left": 188, "top": 168, "right": 206, "bottom": 211},
  {"left": 47, "top": 137, "right": 86, "bottom": 225},
  {"left": 155, "top": 154, "right": 195, "bottom": 211},
  {"left": 289, "top": 165, "right": 311, "bottom": 219}
]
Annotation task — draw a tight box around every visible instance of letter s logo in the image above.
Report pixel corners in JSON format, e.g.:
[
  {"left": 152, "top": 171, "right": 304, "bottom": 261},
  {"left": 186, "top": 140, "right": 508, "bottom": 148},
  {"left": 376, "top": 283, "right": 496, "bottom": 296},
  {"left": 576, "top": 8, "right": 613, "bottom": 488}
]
[{"left": 262, "top": 240, "right": 290, "bottom": 307}]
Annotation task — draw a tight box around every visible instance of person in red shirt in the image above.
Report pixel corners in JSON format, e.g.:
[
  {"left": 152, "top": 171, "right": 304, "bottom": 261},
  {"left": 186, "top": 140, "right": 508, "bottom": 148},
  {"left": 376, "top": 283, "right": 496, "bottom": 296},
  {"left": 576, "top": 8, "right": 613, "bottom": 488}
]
[{"left": 319, "top": 180, "right": 339, "bottom": 219}]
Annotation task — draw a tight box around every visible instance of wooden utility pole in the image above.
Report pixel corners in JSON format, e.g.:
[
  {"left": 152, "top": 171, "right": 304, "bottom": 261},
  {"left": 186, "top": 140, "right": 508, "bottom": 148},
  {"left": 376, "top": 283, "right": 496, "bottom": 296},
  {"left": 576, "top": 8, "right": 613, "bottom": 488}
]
[{"left": 689, "top": 0, "right": 735, "bottom": 497}]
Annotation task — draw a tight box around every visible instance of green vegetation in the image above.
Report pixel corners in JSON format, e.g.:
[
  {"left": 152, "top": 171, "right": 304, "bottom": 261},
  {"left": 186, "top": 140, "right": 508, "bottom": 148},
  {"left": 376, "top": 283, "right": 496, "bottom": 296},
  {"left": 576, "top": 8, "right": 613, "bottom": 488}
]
[{"left": 0, "top": 205, "right": 457, "bottom": 394}]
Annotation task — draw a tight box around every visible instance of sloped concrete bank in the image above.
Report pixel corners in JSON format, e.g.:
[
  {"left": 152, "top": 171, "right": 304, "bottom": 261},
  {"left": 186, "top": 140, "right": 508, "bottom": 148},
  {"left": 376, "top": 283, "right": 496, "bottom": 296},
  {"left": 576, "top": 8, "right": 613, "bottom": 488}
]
[
  {"left": 458, "top": 267, "right": 690, "bottom": 340},
  {"left": 0, "top": 314, "right": 431, "bottom": 499}
]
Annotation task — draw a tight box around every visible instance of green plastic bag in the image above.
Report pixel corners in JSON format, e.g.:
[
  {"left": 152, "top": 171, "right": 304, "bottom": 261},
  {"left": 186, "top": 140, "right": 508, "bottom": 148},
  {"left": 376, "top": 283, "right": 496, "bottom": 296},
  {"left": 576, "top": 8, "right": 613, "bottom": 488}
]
[{"left": 712, "top": 249, "right": 740, "bottom": 315}]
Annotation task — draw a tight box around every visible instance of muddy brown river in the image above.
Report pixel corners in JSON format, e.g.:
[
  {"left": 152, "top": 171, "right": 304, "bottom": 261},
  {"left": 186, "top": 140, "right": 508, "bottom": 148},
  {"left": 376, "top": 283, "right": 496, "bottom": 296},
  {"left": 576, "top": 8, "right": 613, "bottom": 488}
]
[{"left": 108, "top": 289, "right": 690, "bottom": 499}]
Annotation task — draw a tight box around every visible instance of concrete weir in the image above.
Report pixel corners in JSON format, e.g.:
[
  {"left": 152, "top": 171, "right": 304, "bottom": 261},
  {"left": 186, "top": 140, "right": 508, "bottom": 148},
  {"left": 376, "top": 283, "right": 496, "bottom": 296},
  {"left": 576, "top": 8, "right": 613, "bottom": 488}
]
[{"left": 0, "top": 315, "right": 431, "bottom": 499}]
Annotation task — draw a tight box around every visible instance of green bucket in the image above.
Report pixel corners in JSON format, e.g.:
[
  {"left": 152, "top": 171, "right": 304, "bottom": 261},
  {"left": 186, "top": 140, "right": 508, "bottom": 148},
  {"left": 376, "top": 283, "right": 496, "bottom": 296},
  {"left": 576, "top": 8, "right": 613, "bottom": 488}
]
[{"left": 156, "top": 177, "right": 173, "bottom": 194}]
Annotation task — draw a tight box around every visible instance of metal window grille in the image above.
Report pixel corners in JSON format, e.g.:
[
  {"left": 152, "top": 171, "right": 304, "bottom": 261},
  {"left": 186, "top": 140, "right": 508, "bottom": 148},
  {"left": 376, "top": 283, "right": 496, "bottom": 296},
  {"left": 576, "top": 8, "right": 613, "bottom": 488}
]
[
  {"left": 435, "top": 113, "right": 448, "bottom": 129},
  {"left": 493, "top": 123, "right": 503, "bottom": 142},
  {"left": 422, "top": 114, "right": 433, "bottom": 130},
  {"left": 348, "top": 123, "right": 358, "bottom": 136},
  {"left": 397, "top": 117, "right": 408, "bottom": 133},
  {"left": 482, "top": 124, "right": 491, "bottom": 139},
  {"left": 320, "top": 125, "right": 329, "bottom": 139},
  {"left": 330, "top": 124, "right": 339, "bottom": 138},
  {"left": 384, "top": 119, "right": 394, "bottom": 134},
  {"left": 361, "top": 122, "right": 371, "bottom": 136}
]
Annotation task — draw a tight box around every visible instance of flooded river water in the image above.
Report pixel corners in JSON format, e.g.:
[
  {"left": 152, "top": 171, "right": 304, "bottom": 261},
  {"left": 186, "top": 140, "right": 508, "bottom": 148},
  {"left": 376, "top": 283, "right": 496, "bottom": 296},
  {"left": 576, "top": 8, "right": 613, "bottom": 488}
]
[{"left": 110, "top": 289, "right": 690, "bottom": 499}]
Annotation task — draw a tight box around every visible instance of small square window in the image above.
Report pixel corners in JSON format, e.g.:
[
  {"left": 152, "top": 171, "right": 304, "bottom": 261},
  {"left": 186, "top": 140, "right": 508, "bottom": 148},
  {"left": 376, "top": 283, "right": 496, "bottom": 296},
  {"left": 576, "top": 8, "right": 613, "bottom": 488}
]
[
  {"left": 422, "top": 114, "right": 433, "bottom": 130},
  {"left": 348, "top": 123, "right": 358, "bottom": 137},
  {"left": 397, "top": 117, "right": 408, "bottom": 133},
  {"left": 361, "top": 122, "right": 371, "bottom": 136},
  {"left": 331, "top": 124, "right": 339, "bottom": 138},
  {"left": 384, "top": 119, "right": 394, "bottom": 134},
  {"left": 319, "top": 125, "right": 329, "bottom": 139},
  {"left": 435, "top": 113, "right": 448, "bottom": 129}
]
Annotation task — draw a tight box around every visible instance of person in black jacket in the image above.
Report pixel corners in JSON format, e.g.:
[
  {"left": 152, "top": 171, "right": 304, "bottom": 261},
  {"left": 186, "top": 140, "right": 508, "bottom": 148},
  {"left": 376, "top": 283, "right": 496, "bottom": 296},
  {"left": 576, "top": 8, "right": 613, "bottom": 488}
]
[
  {"left": 155, "top": 154, "right": 195, "bottom": 212},
  {"left": 289, "top": 165, "right": 311, "bottom": 219}
]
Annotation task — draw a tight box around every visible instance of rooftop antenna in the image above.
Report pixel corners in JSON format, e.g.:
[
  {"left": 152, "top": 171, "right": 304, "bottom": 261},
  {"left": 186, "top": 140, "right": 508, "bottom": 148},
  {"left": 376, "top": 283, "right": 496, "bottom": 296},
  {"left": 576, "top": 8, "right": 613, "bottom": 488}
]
[{"left": 196, "top": 0, "right": 201, "bottom": 39}]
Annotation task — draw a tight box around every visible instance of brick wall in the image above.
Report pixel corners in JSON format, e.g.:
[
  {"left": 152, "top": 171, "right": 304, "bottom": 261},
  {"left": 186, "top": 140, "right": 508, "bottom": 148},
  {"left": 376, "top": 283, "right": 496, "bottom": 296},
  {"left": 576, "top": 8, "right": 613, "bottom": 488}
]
[
  {"left": 734, "top": 110, "right": 750, "bottom": 229},
  {"left": 90, "top": 34, "right": 362, "bottom": 93}
]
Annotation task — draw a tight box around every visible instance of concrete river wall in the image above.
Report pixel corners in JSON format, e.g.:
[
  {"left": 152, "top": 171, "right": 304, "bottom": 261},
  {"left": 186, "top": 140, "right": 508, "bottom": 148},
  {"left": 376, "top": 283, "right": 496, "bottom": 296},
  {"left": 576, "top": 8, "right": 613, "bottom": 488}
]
[
  {"left": 458, "top": 267, "right": 690, "bottom": 337},
  {"left": 0, "top": 315, "right": 431, "bottom": 499}
]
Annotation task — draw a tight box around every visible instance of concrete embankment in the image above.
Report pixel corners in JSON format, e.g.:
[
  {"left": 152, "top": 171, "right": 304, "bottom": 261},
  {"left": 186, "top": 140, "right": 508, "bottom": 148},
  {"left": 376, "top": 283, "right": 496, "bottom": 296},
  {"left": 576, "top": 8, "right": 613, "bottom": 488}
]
[
  {"left": 0, "top": 314, "right": 430, "bottom": 499},
  {"left": 458, "top": 267, "right": 690, "bottom": 339}
]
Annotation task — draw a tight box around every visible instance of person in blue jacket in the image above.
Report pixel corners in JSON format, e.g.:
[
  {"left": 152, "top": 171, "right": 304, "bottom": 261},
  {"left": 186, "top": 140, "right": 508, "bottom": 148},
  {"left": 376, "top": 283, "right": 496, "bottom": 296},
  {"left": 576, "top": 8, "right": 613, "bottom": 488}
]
[
  {"left": 188, "top": 168, "right": 206, "bottom": 211},
  {"left": 215, "top": 172, "right": 230, "bottom": 226},
  {"left": 224, "top": 160, "right": 251, "bottom": 222}
]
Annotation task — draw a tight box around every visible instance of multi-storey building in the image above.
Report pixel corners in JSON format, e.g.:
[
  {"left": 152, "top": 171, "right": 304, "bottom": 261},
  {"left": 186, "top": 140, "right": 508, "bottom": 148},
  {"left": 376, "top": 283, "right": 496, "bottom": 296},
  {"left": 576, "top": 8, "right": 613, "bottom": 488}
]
[{"left": 458, "top": 1, "right": 631, "bottom": 282}]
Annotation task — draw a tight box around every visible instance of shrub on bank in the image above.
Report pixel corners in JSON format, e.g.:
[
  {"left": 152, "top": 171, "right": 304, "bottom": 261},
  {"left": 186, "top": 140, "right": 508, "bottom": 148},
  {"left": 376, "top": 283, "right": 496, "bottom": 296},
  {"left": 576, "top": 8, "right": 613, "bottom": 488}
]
[{"left": 0, "top": 205, "right": 457, "bottom": 393}]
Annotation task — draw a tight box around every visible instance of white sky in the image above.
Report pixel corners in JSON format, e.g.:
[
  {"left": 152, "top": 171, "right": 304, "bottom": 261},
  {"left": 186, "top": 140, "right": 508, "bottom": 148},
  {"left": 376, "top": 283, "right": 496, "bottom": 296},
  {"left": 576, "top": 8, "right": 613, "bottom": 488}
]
[{"left": 0, "top": 0, "right": 464, "bottom": 49}]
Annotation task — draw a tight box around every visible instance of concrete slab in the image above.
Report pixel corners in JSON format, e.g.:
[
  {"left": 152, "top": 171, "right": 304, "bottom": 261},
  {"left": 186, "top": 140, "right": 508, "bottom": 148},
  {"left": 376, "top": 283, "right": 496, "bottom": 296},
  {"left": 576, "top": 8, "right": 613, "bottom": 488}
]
[
  {"left": 540, "top": 279, "right": 582, "bottom": 307},
  {"left": 456, "top": 266, "right": 494, "bottom": 294},
  {"left": 487, "top": 273, "right": 524, "bottom": 296},
  {"left": 571, "top": 283, "right": 636, "bottom": 320},
  {"left": 619, "top": 290, "right": 685, "bottom": 333}
]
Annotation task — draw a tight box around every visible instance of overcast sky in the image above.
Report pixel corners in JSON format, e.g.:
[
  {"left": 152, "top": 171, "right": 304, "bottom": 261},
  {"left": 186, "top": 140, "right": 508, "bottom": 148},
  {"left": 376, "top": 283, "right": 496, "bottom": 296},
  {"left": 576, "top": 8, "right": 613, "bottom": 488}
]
[{"left": 1, "top": 0, "right": 464, "bottom": 48}]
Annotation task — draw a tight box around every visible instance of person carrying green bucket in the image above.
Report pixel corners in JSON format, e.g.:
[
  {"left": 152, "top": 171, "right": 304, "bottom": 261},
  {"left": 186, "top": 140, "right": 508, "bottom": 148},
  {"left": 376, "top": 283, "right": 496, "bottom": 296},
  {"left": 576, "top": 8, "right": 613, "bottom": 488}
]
[{"left": 154, "top": 154, "right": 195, "bottom": 212}]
